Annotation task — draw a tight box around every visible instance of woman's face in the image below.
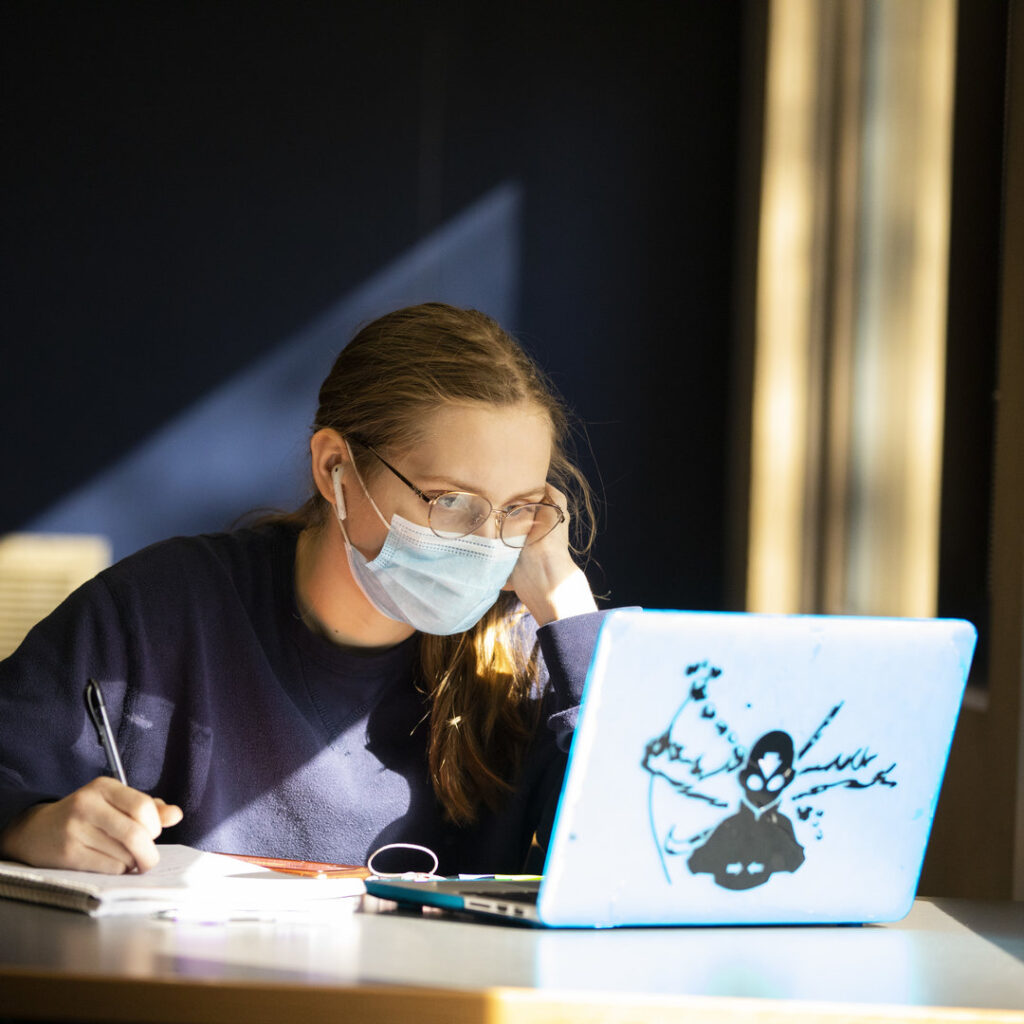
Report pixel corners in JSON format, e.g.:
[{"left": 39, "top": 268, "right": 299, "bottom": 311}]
[{"left": 344, "top": 402, "right": 554, "bottom": 560}]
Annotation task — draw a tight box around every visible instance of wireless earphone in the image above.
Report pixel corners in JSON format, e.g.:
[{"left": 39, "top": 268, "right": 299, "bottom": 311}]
[{"left": 331, "top": 463, "right": 347, "bottom": 521}]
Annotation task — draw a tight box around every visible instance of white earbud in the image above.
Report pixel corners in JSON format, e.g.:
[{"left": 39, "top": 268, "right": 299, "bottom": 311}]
[{"left": 331, "top": 463, "right": 347, "bottom": 521}]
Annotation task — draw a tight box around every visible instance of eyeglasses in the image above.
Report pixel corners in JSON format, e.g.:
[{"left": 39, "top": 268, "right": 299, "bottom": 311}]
[{"left": 349, "top": 437, "right": 565, "bottom": 549}]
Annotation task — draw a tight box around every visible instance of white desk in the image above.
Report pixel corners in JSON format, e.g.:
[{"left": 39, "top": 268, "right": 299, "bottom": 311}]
[{"left": 0, "top": 896, "right": 1022, "bottom": 1022}]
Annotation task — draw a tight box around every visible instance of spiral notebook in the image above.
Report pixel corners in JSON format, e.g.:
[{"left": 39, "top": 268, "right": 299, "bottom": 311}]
[
  {"left": 0, "top": 845, "right": 365, "bottom": 917},
  {"left": 366, "top": 609, "right": 976, "bottom": 928}
]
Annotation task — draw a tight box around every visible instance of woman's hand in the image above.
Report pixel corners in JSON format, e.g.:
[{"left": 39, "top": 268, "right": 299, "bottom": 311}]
[
  {"left": 0, "top": 777, "right": 183, "bottom": 874},
  {"left": 506, "top": 485, "right": 597, "bottom": 626}
]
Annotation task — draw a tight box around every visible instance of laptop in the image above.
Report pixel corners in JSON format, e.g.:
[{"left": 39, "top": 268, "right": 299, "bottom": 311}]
[{"left": 365, "top": 609, "right": 976, "bottom": 927}]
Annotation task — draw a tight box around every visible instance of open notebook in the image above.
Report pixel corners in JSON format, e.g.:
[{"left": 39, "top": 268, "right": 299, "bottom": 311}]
[
  {"left": 0, "top": 845, "right": 365, "bottom": 918},
  {"left": 366, "top": 609, "right": 976, "bottom": 927}
]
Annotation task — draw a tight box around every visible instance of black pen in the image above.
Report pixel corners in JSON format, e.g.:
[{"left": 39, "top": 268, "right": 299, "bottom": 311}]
[{"left": 84, "top": 678, "right": 128, "bottom": 785}]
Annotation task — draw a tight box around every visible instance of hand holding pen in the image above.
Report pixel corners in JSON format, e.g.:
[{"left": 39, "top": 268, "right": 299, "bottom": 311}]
[{"left": 0, "top": 679, "right": 183, "bottom": 874}]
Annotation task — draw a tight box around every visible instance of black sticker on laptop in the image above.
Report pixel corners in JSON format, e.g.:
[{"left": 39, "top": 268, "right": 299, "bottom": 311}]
[{"left": 641, "top": 661, "right": 898, "bottom": 890}]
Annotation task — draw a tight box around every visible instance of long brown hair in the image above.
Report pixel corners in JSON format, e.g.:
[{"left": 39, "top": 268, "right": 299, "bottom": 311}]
[{"left": 293, "top": 303, "right": 596, "bottom": 824}]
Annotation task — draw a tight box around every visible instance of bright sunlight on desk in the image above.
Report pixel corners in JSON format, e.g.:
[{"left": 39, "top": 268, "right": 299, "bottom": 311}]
[
  {"left": 0, "top": 894, "right": 1021, "bottom": 1023},
  {"left": 0, "top": 845, "right": 364, "bottom": 920}
]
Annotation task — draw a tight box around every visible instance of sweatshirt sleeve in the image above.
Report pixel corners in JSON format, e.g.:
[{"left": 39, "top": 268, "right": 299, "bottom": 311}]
[
  {"left": 517, "top": 609, "right": 621, "bottom": 871},
  {"left": 0, "top": 573, "right": 132, "bottom": 832},
  {"left": 535, "top": 609, "right": 619, "bottom": 751}
]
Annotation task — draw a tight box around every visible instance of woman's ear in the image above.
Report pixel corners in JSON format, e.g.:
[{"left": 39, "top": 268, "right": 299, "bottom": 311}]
[{"left": 309, "top": 428, "right": 351, "bottom": 512}]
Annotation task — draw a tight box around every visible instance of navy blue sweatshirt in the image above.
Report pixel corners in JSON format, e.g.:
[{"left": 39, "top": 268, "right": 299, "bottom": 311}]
[{"left": 0, "top": 525, "right": 603, "bottom": 874}]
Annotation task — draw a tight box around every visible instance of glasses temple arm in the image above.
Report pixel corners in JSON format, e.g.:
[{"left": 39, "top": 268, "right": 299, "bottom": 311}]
[{"left": 348, "top": 437, "right": 434, "bottom": 505}]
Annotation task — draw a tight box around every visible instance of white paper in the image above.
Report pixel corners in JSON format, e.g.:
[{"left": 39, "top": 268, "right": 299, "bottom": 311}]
[{"left": 0, "top": 845, "right": 364, "bottom": 917}]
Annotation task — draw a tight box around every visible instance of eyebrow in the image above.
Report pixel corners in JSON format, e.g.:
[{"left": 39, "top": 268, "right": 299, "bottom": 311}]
[{"left": 417, "top": 476, "right": 548, "bottom": 507}]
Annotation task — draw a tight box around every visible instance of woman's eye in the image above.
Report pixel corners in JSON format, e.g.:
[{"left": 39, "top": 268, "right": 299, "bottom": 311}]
[{"left": 505, "top": 504, "right": 536, "bottom": 521}]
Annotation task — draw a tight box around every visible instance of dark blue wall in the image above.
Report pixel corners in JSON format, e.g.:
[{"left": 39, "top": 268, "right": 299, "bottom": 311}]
[{"left": 1, "top": 2, "right": 747, "bottom": 611}]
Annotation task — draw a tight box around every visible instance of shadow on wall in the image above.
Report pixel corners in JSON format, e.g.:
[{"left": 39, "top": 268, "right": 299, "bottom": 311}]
[{"left": 26, "top": 184, "right": 522, "bottom": 563}]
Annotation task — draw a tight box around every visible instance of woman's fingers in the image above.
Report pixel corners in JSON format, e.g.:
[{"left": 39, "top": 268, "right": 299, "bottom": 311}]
[
  {"left": 507, "top": 484, "right": 596, "bottom": 624},
  {"left": 70, "top": 818, "right": 140, "bottom": 874},
  {"left": 0, "top": 777, "right": 183, "bottom": 874},
  {"left": 98, "top": 783, "right": 169, "bottom": 871},
  {"left": 154, "top": 797, "right": 185, "bottom": 828},
  {"left": 539, "top": 484, "right": 571, "bottom": 544}
]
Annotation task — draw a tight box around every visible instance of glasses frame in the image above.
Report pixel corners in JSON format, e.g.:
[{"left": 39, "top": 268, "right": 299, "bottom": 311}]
[{"left": 348, "top": 437, "right": 565, "bottom": 548}]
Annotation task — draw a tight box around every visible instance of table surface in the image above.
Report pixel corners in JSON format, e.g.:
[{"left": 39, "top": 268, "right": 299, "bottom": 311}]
[{"left": 0, "top": 895, "right": 1022, "bottom": 1023}]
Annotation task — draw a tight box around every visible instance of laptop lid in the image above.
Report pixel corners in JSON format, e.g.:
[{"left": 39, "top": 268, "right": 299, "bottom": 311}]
[{"left": 536, "top": 609, "right": 976, "bottom": 927}]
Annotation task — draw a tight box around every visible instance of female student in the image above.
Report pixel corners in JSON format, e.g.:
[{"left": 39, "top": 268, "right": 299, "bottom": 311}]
[{"left": 0, "top": 303, "right": 605, "bottom": 875}]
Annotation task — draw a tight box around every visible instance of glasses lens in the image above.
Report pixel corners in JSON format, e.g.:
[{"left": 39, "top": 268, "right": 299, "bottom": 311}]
[
  {"left": 429, "top": 492, "right": 491, "bottom": 539},
  {"left": 500, "top": 503, "right": 563, "bottom": 548}
]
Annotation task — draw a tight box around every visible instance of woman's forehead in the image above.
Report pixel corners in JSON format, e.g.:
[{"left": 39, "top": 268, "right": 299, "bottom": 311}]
[{"left": 402, "top": 403, "right": 553, "bottom": 497}]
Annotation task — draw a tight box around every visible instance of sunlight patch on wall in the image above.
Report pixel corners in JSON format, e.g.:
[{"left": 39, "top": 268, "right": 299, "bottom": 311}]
[{"left": 27, "top": 184, "right": 522, "bottom": 562}]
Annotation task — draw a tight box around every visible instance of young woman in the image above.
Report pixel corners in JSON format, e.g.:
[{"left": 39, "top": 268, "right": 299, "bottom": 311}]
[{"left": 0, "top": 303, "right": 606, "bottom": 875}]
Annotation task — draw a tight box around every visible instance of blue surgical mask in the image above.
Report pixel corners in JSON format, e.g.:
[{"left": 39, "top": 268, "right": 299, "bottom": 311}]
[{"left": 333, "top": 452, "right": 521, "bottom": 635}]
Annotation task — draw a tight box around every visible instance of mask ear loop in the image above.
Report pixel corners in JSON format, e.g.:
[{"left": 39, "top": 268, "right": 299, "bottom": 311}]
[
  {"left": 336, "top": 440, "right": 391, "bottom": 533},
  {"left": 366, "top": 842, "right": 441, "bottom": 880}
]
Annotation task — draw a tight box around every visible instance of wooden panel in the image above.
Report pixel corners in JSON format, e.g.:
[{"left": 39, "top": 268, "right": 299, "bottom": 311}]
[{"left": 2, "top": 970, "right": 1023, "bottom": 1024}]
